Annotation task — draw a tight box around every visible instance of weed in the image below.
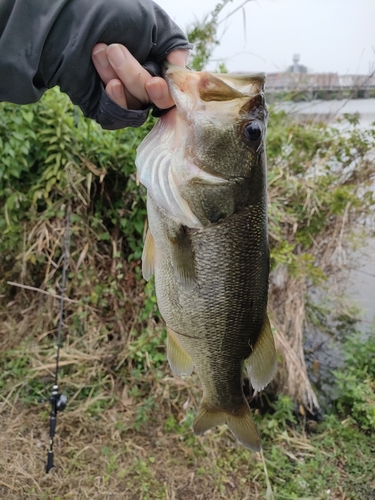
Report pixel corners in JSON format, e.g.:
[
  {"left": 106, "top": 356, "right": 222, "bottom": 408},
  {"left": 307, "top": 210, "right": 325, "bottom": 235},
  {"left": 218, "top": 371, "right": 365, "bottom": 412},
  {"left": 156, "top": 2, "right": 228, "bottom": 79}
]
[{"left": 333, "top": 332, "right": 375, "bottom": 432}]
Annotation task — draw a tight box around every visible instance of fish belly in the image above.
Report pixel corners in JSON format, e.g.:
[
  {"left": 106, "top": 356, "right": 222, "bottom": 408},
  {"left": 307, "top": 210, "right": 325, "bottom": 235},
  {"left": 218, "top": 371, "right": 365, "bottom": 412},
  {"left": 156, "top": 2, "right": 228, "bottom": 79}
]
[{"left": 148, "top": 193, "right": 269, "bottom": 372}]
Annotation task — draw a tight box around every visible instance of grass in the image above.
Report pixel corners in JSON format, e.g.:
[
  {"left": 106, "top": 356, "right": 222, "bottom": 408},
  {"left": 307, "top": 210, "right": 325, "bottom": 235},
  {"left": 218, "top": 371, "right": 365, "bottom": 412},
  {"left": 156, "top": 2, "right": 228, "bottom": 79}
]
[
  {"left": 1, "top": 400, "right": 374, "bottom": 499},
  {"left": 1, "top": 306, "right": 374, "bottom": 500},
  {"left": 0, "top": 192, "right": 374, "bottom": 499}
]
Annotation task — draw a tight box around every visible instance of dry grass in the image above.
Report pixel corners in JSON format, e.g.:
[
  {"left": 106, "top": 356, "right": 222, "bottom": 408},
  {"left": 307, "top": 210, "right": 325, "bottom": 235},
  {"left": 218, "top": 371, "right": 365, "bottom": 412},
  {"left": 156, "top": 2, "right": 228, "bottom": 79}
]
[
  {"left": 0, "top": 321, "right": 266, "bottom": 500},
  {"left": 1, "top": 301, "right": 373, "bottom": 499},
  {"left": 0, "top": 398, "right": 269, "bottom": 500}
]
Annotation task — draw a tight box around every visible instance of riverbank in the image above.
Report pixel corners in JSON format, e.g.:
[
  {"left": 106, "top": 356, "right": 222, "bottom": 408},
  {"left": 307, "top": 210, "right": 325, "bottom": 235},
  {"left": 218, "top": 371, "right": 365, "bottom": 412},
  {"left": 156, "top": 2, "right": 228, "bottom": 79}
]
[
  {"left": 278, "top": 97, "right": 375, "bottom": 330},
  {"left": 1, "top": 91, "right": 374, "bottom": 500}
]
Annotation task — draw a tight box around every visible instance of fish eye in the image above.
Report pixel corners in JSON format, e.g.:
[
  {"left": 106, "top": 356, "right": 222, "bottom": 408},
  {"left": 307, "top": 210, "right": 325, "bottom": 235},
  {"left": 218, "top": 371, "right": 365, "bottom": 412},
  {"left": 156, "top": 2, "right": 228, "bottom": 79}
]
[{"left": 242, "top": 121, "right": 262, "bottom": 144}]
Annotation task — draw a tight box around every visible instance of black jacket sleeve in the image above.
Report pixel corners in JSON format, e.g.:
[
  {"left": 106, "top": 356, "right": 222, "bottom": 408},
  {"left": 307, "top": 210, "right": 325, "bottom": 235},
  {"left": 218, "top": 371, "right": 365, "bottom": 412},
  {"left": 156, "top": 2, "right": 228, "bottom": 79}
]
[{"left": 0, "top": 0, "right": 191, "bottom": 129}]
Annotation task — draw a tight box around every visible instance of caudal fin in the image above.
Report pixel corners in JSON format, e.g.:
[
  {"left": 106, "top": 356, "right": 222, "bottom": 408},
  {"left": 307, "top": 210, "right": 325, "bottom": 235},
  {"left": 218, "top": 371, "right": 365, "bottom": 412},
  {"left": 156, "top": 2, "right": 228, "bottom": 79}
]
[{"left": 192, "top": 401, "right": 261, "bottom": 452}]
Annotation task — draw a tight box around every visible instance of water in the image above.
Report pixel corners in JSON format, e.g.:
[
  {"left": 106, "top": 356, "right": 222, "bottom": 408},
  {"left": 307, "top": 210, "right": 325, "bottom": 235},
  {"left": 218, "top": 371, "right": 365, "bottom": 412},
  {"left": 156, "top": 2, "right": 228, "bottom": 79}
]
[
  {"left": 278, "top": 98, "right": 375, "bottom": 129},
  {"left": 280, "top": 98, "right": 375, "bottom": 331},
  {"left": 350, "top": 241, "right": 375, "bottom": 329}
]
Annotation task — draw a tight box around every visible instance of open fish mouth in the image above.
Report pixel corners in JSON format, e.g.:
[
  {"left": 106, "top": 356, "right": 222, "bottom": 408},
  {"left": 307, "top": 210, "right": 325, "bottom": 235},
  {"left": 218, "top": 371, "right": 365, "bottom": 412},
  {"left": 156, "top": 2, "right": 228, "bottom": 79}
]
[
  {"left": 163, "top": 62, "right": 266, "bottom": 97},
  {"left": 163, "top": 63, "right": 266, "bottom": 125}
]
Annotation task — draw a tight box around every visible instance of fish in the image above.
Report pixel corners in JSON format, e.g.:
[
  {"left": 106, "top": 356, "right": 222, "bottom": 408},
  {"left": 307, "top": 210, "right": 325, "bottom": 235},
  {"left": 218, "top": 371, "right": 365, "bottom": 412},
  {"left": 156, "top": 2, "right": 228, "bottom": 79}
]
[{"left": 135, "top": 65, "right": 276, "bottom": 451}]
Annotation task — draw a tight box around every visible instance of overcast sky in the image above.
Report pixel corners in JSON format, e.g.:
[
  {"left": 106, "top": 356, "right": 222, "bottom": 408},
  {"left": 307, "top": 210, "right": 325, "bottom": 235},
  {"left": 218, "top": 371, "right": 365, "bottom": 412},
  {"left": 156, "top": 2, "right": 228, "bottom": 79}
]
[{"left": 155, "top": 0, "right": 375, "bottom": 75}]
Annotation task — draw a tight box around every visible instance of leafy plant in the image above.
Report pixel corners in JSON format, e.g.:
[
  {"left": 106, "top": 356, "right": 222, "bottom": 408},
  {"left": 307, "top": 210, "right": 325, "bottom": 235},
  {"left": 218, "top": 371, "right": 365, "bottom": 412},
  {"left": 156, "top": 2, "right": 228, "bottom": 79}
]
[
  {"left": 267, "top": 109, "right": 375, "bottom": 405},
  {"left": 334, "top": 332, "right": 375, "bottom": 431}
]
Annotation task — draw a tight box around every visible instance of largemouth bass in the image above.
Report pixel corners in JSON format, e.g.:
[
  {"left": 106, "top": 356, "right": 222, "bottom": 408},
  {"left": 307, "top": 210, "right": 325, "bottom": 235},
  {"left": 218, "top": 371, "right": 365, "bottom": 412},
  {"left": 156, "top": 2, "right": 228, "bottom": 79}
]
[{"left": 135, "top": 66, "right": 276, "bottom": 451}]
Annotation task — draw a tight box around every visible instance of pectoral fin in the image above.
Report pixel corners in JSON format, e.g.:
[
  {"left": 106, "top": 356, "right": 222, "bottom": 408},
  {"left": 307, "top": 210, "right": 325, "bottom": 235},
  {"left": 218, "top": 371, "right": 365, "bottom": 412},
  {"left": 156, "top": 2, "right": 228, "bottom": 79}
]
[
  {"left": 142, "top": 229, "right": 155, "bottom": 281},
  {"left": 168, "top": 225, "right": 196, "bottom": 290},
  {"left": 245, "top": 314, "right": 277, "bottom": 391},
  {"left": 193, "top": 400, "right": 261, "bottom": 452},
  {"left": 167, "top": 327, "right": 194, "bottom": 378}
]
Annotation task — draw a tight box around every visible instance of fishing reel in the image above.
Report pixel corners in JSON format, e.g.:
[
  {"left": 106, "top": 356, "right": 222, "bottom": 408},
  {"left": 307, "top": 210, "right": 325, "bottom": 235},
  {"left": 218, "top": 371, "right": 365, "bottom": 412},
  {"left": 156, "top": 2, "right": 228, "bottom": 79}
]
[
  {"left": 38, "top": 388, "right": 67, "bottom": 412},
  {"left": 50, "top": 387, "right": 68, "bottom": 413},
  {"left": 45, "top": 385, "right": 68, "bottom": 473}
]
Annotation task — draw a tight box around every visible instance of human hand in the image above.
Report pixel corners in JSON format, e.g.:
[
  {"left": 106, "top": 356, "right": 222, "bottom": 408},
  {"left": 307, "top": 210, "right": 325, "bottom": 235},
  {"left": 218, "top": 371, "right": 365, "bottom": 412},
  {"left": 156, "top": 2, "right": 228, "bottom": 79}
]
[{"left": 92, "top": 43, "right": 188, "bottom": 111}]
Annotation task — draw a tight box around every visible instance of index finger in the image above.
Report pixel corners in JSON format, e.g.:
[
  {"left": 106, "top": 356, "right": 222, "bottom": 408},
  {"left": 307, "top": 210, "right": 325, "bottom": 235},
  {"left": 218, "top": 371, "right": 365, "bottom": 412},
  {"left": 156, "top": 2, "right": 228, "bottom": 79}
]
[
  {"left": 106, "top": 44, "right": 152, "bottom": 105},
  {"left": 145, "top": 49, "right": 189, "bottom": 108},
  {"left": 92, "top": 43, "right": 119, "bottom": 85}
]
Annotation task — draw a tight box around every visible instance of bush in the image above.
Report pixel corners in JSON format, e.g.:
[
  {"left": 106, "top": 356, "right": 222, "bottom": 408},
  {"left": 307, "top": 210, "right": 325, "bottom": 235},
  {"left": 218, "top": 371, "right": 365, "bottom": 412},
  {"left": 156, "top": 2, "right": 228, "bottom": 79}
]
[
  {"left": 334, "top": 332, "right": 375, "bottom": 431},
  {"left": 0, "top": 88, "right": 154, "bottom": 285}
]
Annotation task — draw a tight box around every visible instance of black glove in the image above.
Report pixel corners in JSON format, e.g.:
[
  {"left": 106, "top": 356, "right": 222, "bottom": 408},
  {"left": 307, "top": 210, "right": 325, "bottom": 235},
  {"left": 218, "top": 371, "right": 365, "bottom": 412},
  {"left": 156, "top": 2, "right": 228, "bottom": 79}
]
[{"left": 0, "top": 0, "right": 191, "bottom": 129}]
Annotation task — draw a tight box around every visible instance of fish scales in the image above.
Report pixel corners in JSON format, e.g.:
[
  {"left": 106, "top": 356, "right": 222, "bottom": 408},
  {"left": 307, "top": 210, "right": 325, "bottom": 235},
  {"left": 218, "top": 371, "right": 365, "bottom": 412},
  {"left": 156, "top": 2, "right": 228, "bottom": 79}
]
[
  {"left": 136, "top": 65, "right": 277, "bottom": 451},
  {"left": 150, "top": 200, "right": 268, "bottom": 408}
]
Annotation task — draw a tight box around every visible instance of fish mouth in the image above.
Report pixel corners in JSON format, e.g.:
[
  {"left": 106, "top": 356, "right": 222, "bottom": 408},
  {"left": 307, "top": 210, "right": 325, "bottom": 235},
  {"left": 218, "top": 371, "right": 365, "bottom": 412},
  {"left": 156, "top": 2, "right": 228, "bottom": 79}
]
[
  {"left": 162, "top": 63, "right": 266, "bottom": 124},
  {"left": 163, "top": 63, "right": 266, "bottom": 101}
]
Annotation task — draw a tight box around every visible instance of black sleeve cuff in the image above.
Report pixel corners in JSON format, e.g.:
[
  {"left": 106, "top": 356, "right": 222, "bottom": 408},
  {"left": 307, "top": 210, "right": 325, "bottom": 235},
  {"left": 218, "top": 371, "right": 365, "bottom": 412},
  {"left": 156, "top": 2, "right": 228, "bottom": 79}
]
[
  {"left": 96, "top": 85, "right": 151, "bottom": 130},
  {"left": 95, "top": 59, "right": 180, "bottom": 130}
]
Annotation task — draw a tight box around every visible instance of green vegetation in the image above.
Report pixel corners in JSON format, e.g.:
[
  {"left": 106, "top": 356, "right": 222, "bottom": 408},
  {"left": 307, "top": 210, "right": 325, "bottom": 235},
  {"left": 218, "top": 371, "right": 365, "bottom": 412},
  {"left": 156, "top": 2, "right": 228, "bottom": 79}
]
[
  {"left": 334, "top": 334, "right": 375, "bottom": 432},
  {"left": 188, "top": 0, "right": 232, "bottom": 71},
  {"left": 1, "top": 83, "right": 374, "bottom": 499}
]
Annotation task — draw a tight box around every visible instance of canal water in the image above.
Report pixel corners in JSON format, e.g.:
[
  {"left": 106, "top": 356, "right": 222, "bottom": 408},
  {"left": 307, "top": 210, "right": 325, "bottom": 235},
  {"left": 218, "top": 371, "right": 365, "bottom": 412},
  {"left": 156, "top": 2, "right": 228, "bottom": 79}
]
[
  {"left": 278, "top": 98, "right": 375, "bottom": 130},
  {"left": 279, "top": 98, "right": 375, "bottom": 331}
]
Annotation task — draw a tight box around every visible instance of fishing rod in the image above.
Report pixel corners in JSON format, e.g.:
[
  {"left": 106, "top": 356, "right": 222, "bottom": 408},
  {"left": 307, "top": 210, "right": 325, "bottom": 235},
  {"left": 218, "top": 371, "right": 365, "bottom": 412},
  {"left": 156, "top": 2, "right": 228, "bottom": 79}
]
[{"left": 45, "top": 207, "right": 70, "bottom": 473}]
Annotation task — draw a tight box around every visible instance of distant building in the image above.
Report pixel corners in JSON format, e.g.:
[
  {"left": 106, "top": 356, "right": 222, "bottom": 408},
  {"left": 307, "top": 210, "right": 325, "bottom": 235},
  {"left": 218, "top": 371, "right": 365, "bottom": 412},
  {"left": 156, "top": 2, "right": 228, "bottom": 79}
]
[
  {"left": 264, "top": 54, "right": 375, "bottom": 100},
  {"left": 266, "top": 72, "right": 339, "bottom": 92},
  {"left": 287, "top": 54, "right": 307, "bottom": 74}
]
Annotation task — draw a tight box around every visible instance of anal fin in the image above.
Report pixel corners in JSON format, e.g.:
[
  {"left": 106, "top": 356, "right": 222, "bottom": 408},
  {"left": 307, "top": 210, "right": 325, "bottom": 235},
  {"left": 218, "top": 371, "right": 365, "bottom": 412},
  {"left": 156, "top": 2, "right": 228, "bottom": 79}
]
[
  {"left": 167, "top": 327, "right": 194, "bottom": 378},
  {"left": 245, "top": 314, "right": 277, "bottom": 391}
]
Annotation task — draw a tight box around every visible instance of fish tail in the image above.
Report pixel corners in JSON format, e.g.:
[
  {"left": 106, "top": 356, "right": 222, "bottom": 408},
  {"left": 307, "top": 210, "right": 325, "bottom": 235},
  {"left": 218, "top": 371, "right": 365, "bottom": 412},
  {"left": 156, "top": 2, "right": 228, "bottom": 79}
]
[{"left": 193, "top": 400, "right": 261, "bottom": 452}]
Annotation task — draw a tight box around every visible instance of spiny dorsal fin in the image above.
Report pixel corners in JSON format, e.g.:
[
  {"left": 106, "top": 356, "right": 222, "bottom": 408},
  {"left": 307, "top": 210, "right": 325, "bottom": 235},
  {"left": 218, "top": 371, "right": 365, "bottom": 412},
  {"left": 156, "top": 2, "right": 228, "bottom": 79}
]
[
  {"left": 245, "top": 314, "right": 277, "bottom": 391},
  {"left": 167, "top": 327, "right": 194, "bottom": 378},
  {"left": 142, "top": 228, "right": 155, "bottom": 281}
]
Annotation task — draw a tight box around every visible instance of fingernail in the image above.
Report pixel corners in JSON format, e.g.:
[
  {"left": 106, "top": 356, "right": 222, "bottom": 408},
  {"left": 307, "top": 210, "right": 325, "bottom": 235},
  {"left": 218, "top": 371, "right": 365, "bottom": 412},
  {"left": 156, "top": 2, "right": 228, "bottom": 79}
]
[
  {"left": 112, "top": 82, "right": 123, "bottom": 100},
  {"left": 107, "top": 45, "right": 126, "bottom": 68},
  {"left": 92, "top": 48, "right": 109, "bottom": 68}
]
